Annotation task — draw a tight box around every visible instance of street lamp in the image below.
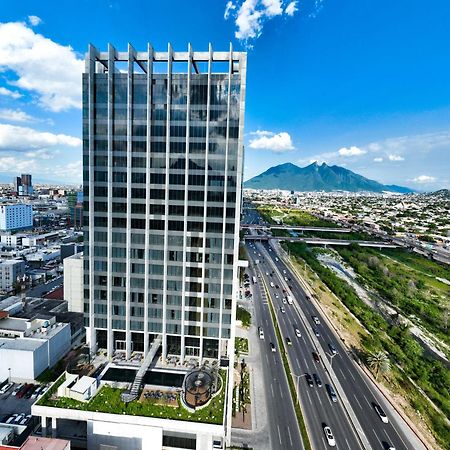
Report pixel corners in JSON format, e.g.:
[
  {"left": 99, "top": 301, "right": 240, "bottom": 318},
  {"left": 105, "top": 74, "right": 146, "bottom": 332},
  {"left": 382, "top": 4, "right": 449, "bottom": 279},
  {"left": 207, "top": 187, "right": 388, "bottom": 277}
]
[
  {"left": 326, "top": 352, "right": 337, "bottom": 368},
  {"left": 293, "top": 373, "right": 306, "bottom": 396},
  {"left": 8, "top": 368, "right": 11, "bottom": 383}
]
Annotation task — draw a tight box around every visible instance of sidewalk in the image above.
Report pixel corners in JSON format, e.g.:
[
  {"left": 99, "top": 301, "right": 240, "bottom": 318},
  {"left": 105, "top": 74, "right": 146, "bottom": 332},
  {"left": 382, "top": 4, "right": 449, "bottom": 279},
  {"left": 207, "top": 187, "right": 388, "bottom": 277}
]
[{"left": 231, "top": 297, "right": 271, "bottom": 450}]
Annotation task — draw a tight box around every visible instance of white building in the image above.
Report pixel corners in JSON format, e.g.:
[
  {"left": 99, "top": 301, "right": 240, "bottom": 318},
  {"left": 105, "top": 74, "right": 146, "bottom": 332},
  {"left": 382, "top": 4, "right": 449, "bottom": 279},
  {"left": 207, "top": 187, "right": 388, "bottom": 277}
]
[
  {"left": 0, "top": 316, "right": 71, "bottom": 382},
  {"left": 0, "top": 204, "right": 33, "bottom": 231},
  {"left": 63, "top": 252, "right": 83, "bottom": 313},
  {"left": 0, "top": 259, "right": 25, "bottom": 292}
]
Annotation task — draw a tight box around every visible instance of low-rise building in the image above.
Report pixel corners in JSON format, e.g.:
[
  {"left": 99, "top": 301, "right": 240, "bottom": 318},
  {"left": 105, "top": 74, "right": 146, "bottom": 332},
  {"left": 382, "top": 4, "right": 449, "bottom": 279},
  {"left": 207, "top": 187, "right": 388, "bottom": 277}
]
[
  {"left": 0, "top": 316, "right": 71, "bottom": 382},
  {"left": 0, "top": 260, "right": 25, "bottom": 293},
  {"left": 0, "top": 205, "right": 33, "bottom": 232}
]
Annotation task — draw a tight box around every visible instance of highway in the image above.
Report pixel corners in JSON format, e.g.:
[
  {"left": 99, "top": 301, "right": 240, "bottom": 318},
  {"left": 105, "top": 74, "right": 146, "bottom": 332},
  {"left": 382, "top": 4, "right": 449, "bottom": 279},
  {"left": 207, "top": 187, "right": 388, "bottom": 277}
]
[
  {"left": 248, "top": 251, "right": 305, "bottom": 449},
  {"left": 253, "top": 238, "right": 421, "bottom": 450},
  {"left": 247, "top": 241, "right": 363, "bottom": 449}
]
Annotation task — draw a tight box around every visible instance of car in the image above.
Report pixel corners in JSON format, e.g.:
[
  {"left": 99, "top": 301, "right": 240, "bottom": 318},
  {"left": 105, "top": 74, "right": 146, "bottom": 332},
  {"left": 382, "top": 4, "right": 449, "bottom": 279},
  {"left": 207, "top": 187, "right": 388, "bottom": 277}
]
[
  {"left": 312, "top": 315, "right": 320, "bottom": 325},
  {"left": 25, "top": 385, "right": 37, "bottom": 399},
  {"left": 283, "top": 270, "right": 286, "bottom": 274},
  {"left": 11, "top": 384, "right": 22, "bottom": 396},
  {"left": 374, "top": 403, "right": 389, "bottom": 423},
  {"left": 266, "top": 272, "right": 269, "bottom": 276},
  {"left": 328, "top": 343, "right": 337, "bottom": 355},
  {"left": 275, "top": 294, "right": 279, "bottom": 299},
  {"left": 270, "top": 343, "right": 276, "bottom": 353},
  {"left": 312, "top": 351, "right": 320, "bottom": 363},
  {"left": 295, "top": 328, "right": 301, "bottom": 338},
  {"left": 280, "top": 306, "right": 285, "bottom": 314},
  {"left": 325, "top": 384, "right": 338, "bottom": 403},
  {"left": 284, "top": 276, "right": 288, "bottom": 281},
  {"left": 0, "top": 382, "right": 13, "bottom": 395},
  {"left": 275, "top": 284, "right": 280, "bottom": 289},
  {"left": 31, "top": 386, "right": 43, "bottom": 399},
  {"left": 313, "top": 328, "right": 320, "bottom": 337},
  {"left": 286, "top": 337, "right": 292, "bottom": 346},
  {"left": 323, "top": 425, "right": 336, "bottom": 447},
  {"left": 305, "top": 373, "right": 314, "bottom": 387},
  {"left": 282, "top": 297, "right": 287, "bottom": 304},
  {"left": 313, "top": 373, "right": 323, "bottom": 387},
  {"left": 275, "top": 257, "right": 279, "bottom": 261},
  {"left": 258, "top": 327, "right": 264, "bottom": 340}
]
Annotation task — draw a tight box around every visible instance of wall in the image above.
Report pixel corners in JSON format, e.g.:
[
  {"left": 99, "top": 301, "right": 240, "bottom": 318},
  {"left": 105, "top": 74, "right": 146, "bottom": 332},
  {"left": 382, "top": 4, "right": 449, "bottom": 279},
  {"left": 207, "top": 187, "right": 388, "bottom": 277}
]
[
  {"left": 63, "top": 255, "right": 83, "bottom": 313},
  {"left": 0, "top": 348, "right": 37, "bottom": 382}
]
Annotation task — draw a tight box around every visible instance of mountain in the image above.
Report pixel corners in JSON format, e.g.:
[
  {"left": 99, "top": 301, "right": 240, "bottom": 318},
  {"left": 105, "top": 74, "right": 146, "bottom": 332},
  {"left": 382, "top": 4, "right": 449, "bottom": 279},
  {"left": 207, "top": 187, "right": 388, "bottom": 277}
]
[{"left": 244, "top": 162, "right": 414, "bottom": 193}]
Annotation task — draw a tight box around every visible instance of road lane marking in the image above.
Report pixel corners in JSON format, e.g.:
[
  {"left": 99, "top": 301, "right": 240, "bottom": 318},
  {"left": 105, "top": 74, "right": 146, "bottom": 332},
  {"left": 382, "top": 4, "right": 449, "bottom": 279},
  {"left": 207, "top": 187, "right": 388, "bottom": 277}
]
[
  {"left": 372, "top": 429, "right": 383, "bottom": 447},
  {"left": 287, "top": 425, "right": 293, "bottom": 447},
  {"left": 277, "top": 424, "right": 282, "bottom": 446},
  {"left": 348, "top": 368, "right": 356, "bottom": 381},
  {"left": 353, "top": 394, "right": 363, "bottom": 410},
  {"left": 306, "top": 389, "right": 312, "bottom": 405},
  {"left": 316, "top": 391, "right": 323, "bottom": 407},
  {"left": 271, "top": 383, "right": 275, "bottom": 398},
  {"left": 295, "top": 357, "right": 300, "bottom": 369},
  {"left": 339, "top": 367, "right": 347, "bottom": 380}
]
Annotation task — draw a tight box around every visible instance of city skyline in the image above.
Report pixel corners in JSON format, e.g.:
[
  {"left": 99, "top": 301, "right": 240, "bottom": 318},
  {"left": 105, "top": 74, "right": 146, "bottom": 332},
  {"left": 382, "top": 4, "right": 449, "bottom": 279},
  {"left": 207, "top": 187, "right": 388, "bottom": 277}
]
[{"left": 0, "top": 0, "right": 449, "bottom": 190}]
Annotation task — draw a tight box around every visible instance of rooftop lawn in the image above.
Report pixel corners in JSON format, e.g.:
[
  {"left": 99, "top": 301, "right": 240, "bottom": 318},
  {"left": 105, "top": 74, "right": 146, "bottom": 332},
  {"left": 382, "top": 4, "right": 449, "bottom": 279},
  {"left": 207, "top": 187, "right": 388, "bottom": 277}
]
[{"left": 37, "top": 370, "right": 227, "bottom": 425}]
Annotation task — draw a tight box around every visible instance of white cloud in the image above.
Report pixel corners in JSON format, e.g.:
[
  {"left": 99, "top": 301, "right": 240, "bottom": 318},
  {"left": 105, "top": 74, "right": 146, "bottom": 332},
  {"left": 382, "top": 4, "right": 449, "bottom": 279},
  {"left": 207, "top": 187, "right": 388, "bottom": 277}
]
[
  {"left": 0, "top": 155, "right": 37, "bottom": 172},
  {"left": 412, "top": 175, "right": 436, "bottom": 184},
  {"left": 262, "top": 0, "right": 283, "bottom": 17},
  {"left": 0, "top": 21, "right": 83, "bottom": 111},
  {"left": 285, "top": 1, "right": 298, "bottom": 16},
  {"left": 224, "top": 1, "right": 236, "bottom": 19},
  {"left": 0, "top": 123, "right": 81, "bottom": 152},
  {"left": 338, "top": 146, "right": 366, "bottom": 157},
  {"left": 0, "top": 108, "right": 35, "bottom": 123},
  {"left": 373, "top": 157, "right": 383, "bottom": 162},
  {"left": 227, "top": 0, "right": 298, "bottom": 43},
  {"left": 388, "top": 154, "right": 405, "bottom": 161},
  {"left": 27, "top": 15, "right": 42, "bottom": 26},
  {"left": 249, "top": 130, "right": 294, "bottom": 152},
  {"left": 249, "top": 130, "right": 273, "bottom": 137},
  {"left": 0, "top": 86, "right": 22, "bottom": 99}
]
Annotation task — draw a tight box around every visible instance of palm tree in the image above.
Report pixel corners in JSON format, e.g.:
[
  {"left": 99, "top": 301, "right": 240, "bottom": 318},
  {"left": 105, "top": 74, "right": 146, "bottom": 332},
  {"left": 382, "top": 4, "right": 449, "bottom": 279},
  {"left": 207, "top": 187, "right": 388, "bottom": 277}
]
[{"left": 367, "top": 351, "right": 391, "bottom": 380}]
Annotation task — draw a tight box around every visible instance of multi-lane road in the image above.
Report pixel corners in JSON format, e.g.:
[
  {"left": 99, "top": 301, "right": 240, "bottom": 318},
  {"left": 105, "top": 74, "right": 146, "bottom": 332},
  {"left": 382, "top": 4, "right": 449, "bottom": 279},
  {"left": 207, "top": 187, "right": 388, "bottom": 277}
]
[
  {"left": 249, "top": 265, "right": 304, "bottom": 449},
  {"left": 245, "top": 235, "right": 424, "bottom": 450}
]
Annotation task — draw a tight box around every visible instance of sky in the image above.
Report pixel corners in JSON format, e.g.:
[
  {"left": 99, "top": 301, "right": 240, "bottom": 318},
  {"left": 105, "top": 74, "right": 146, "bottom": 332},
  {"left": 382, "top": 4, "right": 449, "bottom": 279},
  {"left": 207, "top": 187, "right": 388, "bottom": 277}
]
[{"left": 1, "top": 0, "right": 449, "bottom": 190}]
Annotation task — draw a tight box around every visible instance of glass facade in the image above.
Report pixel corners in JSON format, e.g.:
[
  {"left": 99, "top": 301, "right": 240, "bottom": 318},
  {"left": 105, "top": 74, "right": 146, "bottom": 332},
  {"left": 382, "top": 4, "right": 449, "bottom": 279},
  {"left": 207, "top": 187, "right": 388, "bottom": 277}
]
[{"left": 83, "top": 45, "right": 246, "bottom": 362}]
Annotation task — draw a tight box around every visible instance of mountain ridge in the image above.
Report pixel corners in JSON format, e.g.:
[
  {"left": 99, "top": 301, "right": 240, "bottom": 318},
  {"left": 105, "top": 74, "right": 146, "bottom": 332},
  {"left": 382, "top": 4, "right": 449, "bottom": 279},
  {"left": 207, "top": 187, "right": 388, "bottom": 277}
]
[{"left": 244, "top": 162, "right": 413, "bottom": 193}]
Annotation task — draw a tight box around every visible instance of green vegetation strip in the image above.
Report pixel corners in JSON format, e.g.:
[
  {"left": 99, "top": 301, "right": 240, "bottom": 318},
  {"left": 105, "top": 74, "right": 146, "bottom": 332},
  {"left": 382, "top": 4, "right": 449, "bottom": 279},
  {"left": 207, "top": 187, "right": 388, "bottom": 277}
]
[
  {"left": 285, "top": 242, "right": 450, "bottom": 449},
  {"left": 262, "top": 277, "right": 312, "bottom": 450},
  {"left": 235, "top": 337, "right": 249, "bottom": 356},
  {"left": 39, "top": 371, "right": 227, "bottom": 425},
  {"left": 257, "top": 205, "right": 336, "bottom": 228}
]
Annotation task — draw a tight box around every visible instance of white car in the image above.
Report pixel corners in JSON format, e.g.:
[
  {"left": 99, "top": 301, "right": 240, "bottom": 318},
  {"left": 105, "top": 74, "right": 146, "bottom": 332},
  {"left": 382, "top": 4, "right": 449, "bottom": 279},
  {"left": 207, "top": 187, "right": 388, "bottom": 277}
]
[
  {"left": 323, "top": 426, "right": 336, "bottom": 447},
  {"left": 270, "top": 343, "right": 276, "bottom": 352},
  {"left": 258, "top": 327, "right": 264, "bottom": 340},
  {"left": 374, "top": 404, "right": 388, "bottom": 423},
  {"left": 275, "top": 257, "right": 279, "bottom": 261},
  {"left": 283, "top": 270, "right": 286, "bottom": 274},
  {"left": 295, "top": 328, "right": 301, "bottom": 338},
  {"left": 0, "top": 382, "right": 13, "bottom": 395},
  {"left": 312, "top": 316, "right": 320, "bottom": 325}
]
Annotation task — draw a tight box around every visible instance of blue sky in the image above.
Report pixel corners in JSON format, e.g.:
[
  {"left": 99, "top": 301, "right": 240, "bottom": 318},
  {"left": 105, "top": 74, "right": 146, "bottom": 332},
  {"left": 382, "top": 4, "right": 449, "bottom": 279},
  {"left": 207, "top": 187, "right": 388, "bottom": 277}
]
[{"left": 0, "top": 0, "right": 449, "bottom": 190}]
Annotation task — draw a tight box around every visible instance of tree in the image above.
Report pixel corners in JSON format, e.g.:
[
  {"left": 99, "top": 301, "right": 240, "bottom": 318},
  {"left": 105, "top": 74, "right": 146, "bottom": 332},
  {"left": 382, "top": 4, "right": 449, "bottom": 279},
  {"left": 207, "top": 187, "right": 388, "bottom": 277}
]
[{"left": 367, "top": 351, "right": 391, "bottom": 380}]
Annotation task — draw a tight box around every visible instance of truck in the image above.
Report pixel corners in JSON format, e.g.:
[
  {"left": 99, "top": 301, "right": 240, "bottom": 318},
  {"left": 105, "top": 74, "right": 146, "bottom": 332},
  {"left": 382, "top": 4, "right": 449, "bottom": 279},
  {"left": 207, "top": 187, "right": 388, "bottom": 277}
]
[
  {"left": 287, "top": 295, "right": 293, "bottom": 305},
  {"left": 252, "top": 276, "right": 257, "bottom": 284},
  {"left": 270, "top": 281, "right": 275, "bottom": 288}
]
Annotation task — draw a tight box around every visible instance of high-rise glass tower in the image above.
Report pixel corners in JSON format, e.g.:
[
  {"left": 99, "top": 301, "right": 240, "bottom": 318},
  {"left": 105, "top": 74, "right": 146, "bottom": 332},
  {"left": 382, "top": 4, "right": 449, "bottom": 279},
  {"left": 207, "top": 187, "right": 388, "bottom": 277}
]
[{"left": 83, "top": 44, "right": 246, "bottom": 364}]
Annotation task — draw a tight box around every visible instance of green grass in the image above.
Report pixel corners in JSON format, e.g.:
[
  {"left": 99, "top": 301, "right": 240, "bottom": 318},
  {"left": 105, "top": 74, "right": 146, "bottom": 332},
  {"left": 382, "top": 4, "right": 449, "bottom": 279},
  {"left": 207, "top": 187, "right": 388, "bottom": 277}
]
[
  {"left": 38, "top": 371, "right": 227, "bottom": 425},
  {"left": 336, "top": 245, "right": 450, "bottom": 347},
  {"left": 257, "top": 206, "right": 335, "bottom": 228},
  {"left": 235, "top": 337, "right": 249, "bottom": 356},
  {"left": 236, "top": 305, "right": 251, "bottom": 328}
]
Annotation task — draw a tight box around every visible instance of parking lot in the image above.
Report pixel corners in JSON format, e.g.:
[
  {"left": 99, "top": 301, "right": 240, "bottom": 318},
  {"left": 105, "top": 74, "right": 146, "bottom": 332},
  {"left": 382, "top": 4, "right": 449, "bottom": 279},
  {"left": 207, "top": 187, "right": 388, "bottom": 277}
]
[{"left": 0, "top": 382, "right": 48, "bottom": 425}]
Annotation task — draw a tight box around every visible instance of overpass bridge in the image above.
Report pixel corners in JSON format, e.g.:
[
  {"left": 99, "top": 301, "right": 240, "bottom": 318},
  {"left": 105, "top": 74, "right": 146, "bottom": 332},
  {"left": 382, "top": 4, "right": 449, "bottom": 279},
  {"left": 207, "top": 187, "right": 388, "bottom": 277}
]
[
  {"left": 244, "top": 235, "right": 399, "bottom": 248},
  {"left": 241, "top": 224, "right": 352, "bottom": 233}
]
